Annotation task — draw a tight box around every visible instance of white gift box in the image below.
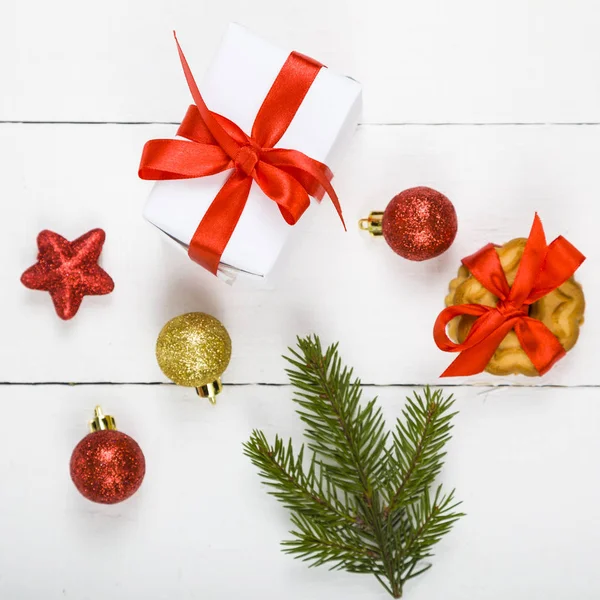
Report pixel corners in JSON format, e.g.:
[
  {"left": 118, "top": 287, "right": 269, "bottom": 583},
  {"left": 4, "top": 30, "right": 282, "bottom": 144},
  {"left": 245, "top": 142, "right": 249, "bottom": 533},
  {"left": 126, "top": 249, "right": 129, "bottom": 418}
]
[{"left": 143, "top": 23, "right": 362, "bottom": 282}]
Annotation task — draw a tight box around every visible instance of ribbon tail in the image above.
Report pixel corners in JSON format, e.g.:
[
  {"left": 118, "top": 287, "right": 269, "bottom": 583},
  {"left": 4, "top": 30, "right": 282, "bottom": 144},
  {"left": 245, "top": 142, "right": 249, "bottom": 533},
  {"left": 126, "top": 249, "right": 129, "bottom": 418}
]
[
  {"left": 506, "top": 213, "right": 548, "bottom": 306},
  {"left": 263, "top": 149, "right": 345, "bottom": 230},
  {"left": 514, "top": 318, "right": 566, "bottom": 375},
  {"left": 318, "top": 175, "right": 345, "bottom": 231},
  {"left": 173, "top": 33, "right": 240, "bottom": 160},
  {"left": 188, "top": 171, "right": 253, "bottom": 274},
  {"left": 526, "top": 236, "right": 586, "bottom": 302},
  {"left": 254, "top": 161, "right": 310, "bottom": 225}
]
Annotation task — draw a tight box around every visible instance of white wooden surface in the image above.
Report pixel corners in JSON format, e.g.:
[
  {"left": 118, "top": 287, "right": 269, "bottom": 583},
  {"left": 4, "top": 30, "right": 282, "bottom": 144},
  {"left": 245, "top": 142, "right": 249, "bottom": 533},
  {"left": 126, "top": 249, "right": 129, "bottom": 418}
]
[
  {"left": 1, "top": 2, "right": 599, "bottom": 598},
  {"left": 1, "top": 386, "right": 599, "bottom": 600}
]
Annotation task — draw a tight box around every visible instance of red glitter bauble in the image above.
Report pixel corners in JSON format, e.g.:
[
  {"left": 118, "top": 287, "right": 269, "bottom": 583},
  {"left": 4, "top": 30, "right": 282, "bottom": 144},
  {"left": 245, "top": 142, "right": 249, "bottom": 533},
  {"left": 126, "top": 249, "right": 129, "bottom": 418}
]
[
  {"left": 382, "top": 187, "right": 457, "bottom": 261},
  {"left": 21, "top": 228, "right": 114, "bottom": 320},
  {"left": 70, "top": 430, "right": 146, "bottom": 504}
]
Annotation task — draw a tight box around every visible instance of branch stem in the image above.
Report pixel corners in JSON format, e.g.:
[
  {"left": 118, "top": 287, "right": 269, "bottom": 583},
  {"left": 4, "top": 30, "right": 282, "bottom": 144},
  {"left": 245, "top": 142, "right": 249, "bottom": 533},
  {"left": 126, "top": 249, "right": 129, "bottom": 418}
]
[
  {"left": 311, "top": 351, "right": 399, "bottom": 593},
  {"left": 263, "top": 446, "right": 354, "bottom": 525},
  {"left": 388, "top": 396, "right": 438, "bottom": 511}
]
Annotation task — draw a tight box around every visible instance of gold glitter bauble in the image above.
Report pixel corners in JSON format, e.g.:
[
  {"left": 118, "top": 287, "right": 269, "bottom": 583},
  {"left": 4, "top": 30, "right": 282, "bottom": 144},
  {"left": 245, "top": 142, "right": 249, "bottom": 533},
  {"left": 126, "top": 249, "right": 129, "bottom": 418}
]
[{"left": 156, "top": 313, "right": 232, "bottom": 387}]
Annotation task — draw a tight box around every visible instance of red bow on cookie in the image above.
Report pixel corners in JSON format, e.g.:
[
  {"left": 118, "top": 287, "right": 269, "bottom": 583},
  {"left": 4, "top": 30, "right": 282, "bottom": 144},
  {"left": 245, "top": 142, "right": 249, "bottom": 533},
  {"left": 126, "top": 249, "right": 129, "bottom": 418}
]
[{"left": 433, "top": 214, "right": 585, "bottom": 377}]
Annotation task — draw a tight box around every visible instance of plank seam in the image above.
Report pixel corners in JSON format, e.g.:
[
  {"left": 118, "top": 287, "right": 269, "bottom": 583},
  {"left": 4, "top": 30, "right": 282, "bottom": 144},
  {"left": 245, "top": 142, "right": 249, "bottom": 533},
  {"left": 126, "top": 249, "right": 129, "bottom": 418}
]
[
  {"left": 3, "top": 121, "right": 600, "bottom": 127},
  {"left": 0, "top": 381, "right": 597, "bottom": 388}
]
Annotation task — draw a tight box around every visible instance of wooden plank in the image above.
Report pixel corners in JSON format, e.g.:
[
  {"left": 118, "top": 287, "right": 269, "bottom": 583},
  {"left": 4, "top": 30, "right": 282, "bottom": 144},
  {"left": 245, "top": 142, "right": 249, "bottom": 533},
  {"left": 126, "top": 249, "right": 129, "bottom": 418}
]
[
  {"left": 0, "top": 384, "right": 598, "bottom": 599},
  {"left": 3, "top": 121, "right": 597, "bottom": 384},
  {"left": 2, "top": 123, "right": 596, "bottom": 384},
  {"left": 2, "top": 0, "right": 600, "bottom": 124}
]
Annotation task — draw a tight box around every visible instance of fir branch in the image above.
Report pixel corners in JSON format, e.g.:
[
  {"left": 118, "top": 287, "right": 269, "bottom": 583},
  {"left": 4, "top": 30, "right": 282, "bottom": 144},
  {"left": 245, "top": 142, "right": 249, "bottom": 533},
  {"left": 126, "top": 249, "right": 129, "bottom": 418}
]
[
  {"left": 244, "top": 430, "right": 354, "bottom": 527},
  {"left": 283, "top": 513, "right": 375, "bottom": 572},
  {"left": 399, "top": 486, "right": 463, "bottom": 580},
  {"left": 385, "top": 388, "right": 457, "bottom": 512},
  {"left": 284, "top": 338, "right": 388, "bottom": 497},
  {"left": 244, "top": 335, "right": 463, "bottom": 598}
]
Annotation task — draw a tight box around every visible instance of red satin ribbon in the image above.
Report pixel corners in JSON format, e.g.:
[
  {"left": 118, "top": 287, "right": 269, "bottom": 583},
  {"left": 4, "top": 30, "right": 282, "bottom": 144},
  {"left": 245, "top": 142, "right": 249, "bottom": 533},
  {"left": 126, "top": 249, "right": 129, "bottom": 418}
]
[
  {"left": 139, "top": 33, "right": 345, "bottom": 274},
  {"left": 433, "top": 214, "right": 585, "bottom": 377}
]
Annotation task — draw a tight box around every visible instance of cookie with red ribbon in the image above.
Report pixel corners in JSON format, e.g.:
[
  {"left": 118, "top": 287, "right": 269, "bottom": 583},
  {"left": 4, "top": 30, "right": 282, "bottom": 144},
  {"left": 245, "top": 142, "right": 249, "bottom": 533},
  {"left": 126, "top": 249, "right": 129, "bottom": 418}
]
[{"left": 434, "top": 214, "right": 585, "bottom": 377}]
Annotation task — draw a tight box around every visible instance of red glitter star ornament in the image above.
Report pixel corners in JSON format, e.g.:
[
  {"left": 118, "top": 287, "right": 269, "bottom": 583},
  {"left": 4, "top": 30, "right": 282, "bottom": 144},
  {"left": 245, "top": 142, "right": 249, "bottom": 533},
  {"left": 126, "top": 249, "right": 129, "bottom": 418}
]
[{"left": 21, "top": 228, "right": 114, "bottom": 320}]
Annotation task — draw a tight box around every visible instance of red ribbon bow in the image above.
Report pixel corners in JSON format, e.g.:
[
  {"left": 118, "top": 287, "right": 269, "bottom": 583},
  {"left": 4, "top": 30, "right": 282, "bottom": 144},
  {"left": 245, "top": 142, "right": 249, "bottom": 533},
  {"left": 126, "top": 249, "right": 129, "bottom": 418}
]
[
  {"left": 139, "top": 34, "right": 344, "bottom": 275},
  {"left": 433, "top": 214, "right": 585, "bottom": 377}
]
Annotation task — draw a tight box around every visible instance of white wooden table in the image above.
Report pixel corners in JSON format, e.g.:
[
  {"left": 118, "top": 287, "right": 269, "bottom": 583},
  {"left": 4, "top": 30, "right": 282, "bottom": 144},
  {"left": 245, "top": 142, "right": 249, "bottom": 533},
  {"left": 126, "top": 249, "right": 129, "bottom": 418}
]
[{"left": 1, "top": 1, "right": 599, "bottom": 598}]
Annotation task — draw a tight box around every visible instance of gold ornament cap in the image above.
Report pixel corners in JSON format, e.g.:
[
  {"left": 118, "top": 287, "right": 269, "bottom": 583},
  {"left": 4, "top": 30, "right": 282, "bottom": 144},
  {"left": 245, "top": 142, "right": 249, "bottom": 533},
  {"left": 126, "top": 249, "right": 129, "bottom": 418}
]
[
  {"left": 156, "top": 312, "right": 232, "bottom": 402},
  {"left": 195, "top": 380, "right": 223, "bottom": 405},
  {"left": 358, "top": 211, "right": 384, "bottom": 236},
  {"left": 89, "top": 406, "right": 117, "bottom": 432}
]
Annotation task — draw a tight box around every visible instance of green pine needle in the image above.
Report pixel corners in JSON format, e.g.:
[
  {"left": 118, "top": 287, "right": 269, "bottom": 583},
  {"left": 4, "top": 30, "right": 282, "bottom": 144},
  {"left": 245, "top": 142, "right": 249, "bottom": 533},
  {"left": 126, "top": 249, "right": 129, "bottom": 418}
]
[{"left": 243, "top": 335, "right": 463, "bottom": 598}]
